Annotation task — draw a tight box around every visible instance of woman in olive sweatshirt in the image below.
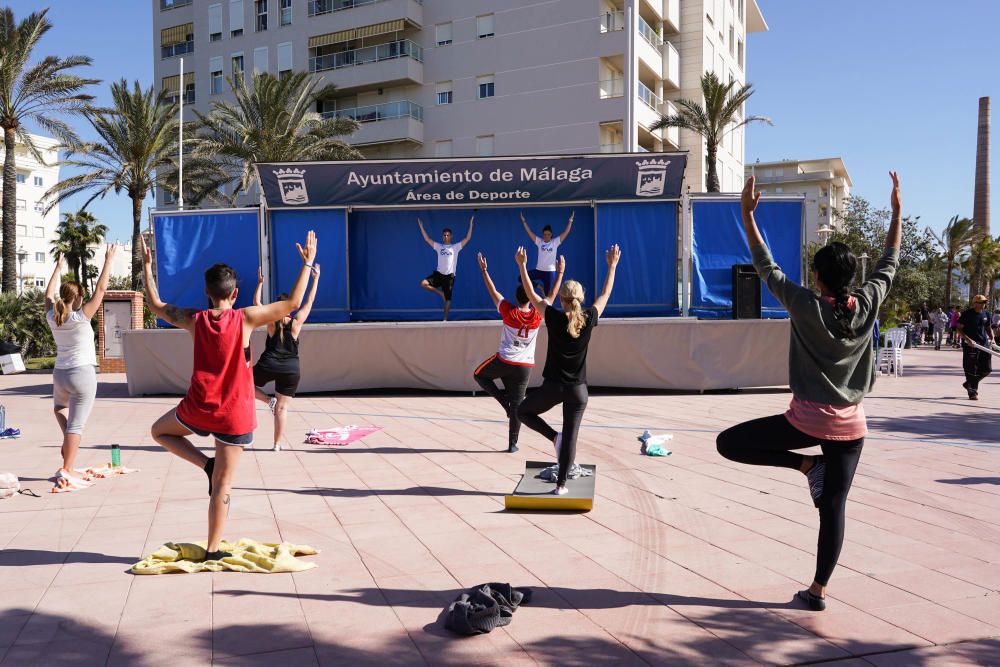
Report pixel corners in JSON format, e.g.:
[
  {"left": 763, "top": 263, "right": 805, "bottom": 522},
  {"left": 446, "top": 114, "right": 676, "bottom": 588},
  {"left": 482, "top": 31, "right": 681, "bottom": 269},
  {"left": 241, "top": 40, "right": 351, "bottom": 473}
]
[{"left": 717, "top": 172, "right": 902, "bottom": 611}]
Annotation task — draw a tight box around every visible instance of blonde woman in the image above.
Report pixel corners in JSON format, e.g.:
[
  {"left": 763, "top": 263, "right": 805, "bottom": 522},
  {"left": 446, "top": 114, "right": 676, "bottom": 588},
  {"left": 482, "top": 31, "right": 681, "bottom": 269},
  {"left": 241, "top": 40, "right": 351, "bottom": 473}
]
[
  {"left": 44, "top": 245, "right": 118, "bottom": 491},
  {"left": 514, "top": 244, "right": 620, "bottom": 495}
]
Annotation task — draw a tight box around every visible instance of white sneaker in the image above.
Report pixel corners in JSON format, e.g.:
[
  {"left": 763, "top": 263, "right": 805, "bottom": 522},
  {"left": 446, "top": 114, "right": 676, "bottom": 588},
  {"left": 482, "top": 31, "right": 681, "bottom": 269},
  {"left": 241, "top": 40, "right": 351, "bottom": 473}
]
[
  {"left": 553, "top": 432, "right": 562, "bottom": 458},
  {"left": 552, "top": 485, "right": 568, "bottom": 495},
  {"left": 273, "top": 443, "right": 282, "bottom": 452}
]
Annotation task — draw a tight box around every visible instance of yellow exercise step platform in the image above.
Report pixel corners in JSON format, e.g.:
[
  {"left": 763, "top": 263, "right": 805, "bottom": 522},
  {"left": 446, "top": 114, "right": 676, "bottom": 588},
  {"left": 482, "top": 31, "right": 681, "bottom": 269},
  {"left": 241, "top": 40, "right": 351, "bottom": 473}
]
[{"left": 504, "top": 460, "right": 596, "bottom": 511}]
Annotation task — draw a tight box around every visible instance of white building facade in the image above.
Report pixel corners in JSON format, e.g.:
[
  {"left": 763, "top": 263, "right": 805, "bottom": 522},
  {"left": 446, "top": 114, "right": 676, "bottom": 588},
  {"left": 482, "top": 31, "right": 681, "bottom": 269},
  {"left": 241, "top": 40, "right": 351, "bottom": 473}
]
[
  {"left": 746, "top": 157, "right": 852, "bottom": 244},
  {"left": 153, "top": 0, "right": 767, "bottom": 205},
  {"left": 0, "top": 134, "right": 61, "bottom": 292}
]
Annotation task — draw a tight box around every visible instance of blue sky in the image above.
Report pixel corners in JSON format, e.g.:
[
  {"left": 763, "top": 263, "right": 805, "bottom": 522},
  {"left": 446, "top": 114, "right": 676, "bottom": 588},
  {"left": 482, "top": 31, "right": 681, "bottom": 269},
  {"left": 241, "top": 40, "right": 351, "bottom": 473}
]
[{"left": 8, "top": 0, "right": 998, "bottom": 242}]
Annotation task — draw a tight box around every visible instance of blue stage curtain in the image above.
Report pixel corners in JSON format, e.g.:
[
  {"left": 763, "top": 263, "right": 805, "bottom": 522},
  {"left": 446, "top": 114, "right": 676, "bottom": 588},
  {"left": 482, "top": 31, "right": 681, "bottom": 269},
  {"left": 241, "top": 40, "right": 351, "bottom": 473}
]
[
  {"left": 348, "top": 207, "right": 594, "bottom": 321},
  {"left": 153, "top": 210, "right": 260, "bottom": 325},
  {"left": 270, "top": 209, "right": 349, "bottom": 323},
  {"left": 691, "top": 200, "right": 803, "bottom": 318},
  {"left": 595, "top": 202, "right": 678, "bottom": 316}
]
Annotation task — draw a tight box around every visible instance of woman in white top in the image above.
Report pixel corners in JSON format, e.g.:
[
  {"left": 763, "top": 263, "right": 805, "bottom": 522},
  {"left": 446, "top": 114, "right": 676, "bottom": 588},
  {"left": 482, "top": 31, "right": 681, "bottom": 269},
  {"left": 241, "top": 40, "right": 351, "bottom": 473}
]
[
  {"left": 44, "top": 244, "right": 117, "bottom": 491},
  {"left": 521, "top": 210, "right": 574, "bottom": 295}
]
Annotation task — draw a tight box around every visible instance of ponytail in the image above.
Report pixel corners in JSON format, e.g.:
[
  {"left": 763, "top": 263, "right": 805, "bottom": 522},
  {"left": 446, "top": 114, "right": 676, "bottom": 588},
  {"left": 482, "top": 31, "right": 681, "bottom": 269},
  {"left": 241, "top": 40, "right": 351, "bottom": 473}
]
[
  {"left": 559, "top": 280, "right": 587, "bottom": 339},
  {"left": 812, "top": 242, "right": 857, "bottom": 340},
  {"left": 54, "top": 282, "right": 82, "bottom": 327},
  {"left": 830, "top": 285, "right": 855, "bottom": 339}
]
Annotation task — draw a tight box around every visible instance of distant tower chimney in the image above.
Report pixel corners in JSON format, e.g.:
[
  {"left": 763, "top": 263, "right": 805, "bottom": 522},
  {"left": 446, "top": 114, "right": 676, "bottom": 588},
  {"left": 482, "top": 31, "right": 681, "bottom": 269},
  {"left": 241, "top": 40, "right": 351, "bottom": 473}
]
[{"left": 974, "top": 97, "right": 990, "bottom": 238}]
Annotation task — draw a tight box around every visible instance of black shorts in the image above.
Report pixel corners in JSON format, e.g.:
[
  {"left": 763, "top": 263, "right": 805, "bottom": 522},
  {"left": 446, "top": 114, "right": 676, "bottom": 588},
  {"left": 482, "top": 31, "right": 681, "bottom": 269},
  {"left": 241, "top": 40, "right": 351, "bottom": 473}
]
[
  {"left": 425, "top": 271, "right": 456, "bottom": 300},
  {"left": 175, "top": 413, "right": 254, "bottom": 447},
  {"left": 253, "top": 363, "right": 301, "bottom": 397}
]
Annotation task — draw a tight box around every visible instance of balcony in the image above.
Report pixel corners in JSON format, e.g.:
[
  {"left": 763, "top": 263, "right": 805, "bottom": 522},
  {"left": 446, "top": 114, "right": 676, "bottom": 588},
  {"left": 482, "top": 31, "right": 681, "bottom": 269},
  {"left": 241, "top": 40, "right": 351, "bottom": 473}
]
[
  {"left": 662, "top": 41, "right": 680, "bottom": 89},
  {"left": 636, "top": 82, "right": 664, "bottom": 140},
  {"left": 309, "top": 39, "right": 423, "bottom": 91},
  {"left": 660, "top": 99, "right": 679, "bottom": 148},
  {"left": 310, "top": 39, "right": 422, "bottom": 72},
  {"left": 663, "top": 0, "right": 680, "bottom": 32},
  {"left": 323, "top": 100, "right": 423, "bottom": 146},
  {"left": 599, "top": 78, "right": 624, "bottom": 99},
  {"left": 161, "top": 40, "right": 193, "bottom": 59},
  {"left": 638, "top": 16, "right": 663, "bottom": 49},
  {"left": 309, "top": 0, "right": 421, "bottom": 17},
  {"left": 636, "top": 16, "right": 664, "bottom": 74},
  {"left": 599, "top": 10, "right": 624, "bottom": 32},
  {"left": 161, "top": 0, "right": 192, "bottom": 9}
]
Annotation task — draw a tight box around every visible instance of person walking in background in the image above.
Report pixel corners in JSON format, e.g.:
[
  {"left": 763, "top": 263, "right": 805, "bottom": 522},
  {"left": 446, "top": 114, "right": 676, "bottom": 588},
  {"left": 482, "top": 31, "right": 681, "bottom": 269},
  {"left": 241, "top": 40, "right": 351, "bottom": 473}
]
[
  {"left": 933, "top": 307, "right": 949, "bottom": 351},
  {"left": 521, "top": 210, "right": 574, "bottom": 294},
  {"left": 44, "top": 244, "right": 118, "bottom": 492},
  {"left": 717, "top": 172, "right": 902, "bottom": 612},
  {"left": 949, "top": 306, "right": 961, "bottom": 347},
  {"left": 957, "top": 294, "right": 994, "bottom": 401},
  {"left": 418, "top": 214, "right": 474, "bottom": 321},
  {"left": 920, "top": 302, "right": 931, "bottom": 344}
]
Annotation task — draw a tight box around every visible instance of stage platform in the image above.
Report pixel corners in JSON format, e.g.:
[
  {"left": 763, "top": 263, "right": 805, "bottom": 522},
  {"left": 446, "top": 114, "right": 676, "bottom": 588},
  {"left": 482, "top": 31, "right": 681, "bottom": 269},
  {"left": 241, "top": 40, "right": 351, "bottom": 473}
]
[{"left": 121, "top": 317, "right": 790, "bottom": 396}]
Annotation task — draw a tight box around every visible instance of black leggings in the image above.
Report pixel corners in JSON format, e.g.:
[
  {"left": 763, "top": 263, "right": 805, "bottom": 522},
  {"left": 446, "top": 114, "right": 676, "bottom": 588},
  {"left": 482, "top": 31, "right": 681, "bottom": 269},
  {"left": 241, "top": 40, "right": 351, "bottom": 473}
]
[
  {"left": 516, "top": 380, "right": 588, "bottom": 485},
  {"left": 716, "top": 414, "right": 864, "bottom": 587},
  {"left": 473, "top": 354, "right": 531, "bottom": 448}
]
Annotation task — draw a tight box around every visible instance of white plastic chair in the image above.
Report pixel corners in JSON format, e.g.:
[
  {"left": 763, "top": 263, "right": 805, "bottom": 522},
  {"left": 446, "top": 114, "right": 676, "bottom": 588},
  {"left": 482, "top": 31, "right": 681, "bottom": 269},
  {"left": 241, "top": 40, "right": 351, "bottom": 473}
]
[{"left": 878, "top": 327, "right": 905, "bottom": 377}]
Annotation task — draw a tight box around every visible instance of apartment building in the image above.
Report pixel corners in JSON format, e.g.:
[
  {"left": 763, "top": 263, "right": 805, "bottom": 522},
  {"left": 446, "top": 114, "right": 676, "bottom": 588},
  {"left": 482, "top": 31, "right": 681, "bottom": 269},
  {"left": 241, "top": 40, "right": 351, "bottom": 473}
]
[
  {"left": 0, "top": 134, "right": 61, "bottom": 292},
  {"left": 747, "top": 158, "right": 853, "bottom": 244},
  {"left": 153, "top": 0, "right": 767, "bottom": 205}
]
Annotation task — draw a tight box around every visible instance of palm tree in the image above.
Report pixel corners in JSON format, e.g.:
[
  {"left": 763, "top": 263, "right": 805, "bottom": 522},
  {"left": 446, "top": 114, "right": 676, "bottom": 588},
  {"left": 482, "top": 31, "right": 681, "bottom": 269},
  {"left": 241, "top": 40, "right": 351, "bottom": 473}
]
[
  {"left": 0, "top": 8, "right": 98, "bottom": 292},
  {"left": 50, "top": 215, "right": 83, "bottom": 284},
  {"left": 49, "top": 211, "right": 107, "bottom": 293},
  {"left": 963, "top": 235, "right": 1000, "bottom": 303},
  {"left": 931, "top": 215, "right": 976, "bottom": 307},
  {"left": 73, "top": 211, "right": 107, "bottom": 295},
  {"left": 183, "top": 71, "right": 361, "bottom": 205},
  {"left": 43, "top": 80, "right": 177, "bottom": 289},
  {"left": 650, "top": 72, "right": 771, "bottom": 192}
]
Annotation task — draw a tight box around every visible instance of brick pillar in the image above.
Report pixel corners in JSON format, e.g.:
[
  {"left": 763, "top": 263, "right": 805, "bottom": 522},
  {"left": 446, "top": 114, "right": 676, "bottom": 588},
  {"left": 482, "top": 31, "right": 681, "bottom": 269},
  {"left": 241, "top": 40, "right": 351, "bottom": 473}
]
[{"left": 97, "top": 291, "right": 144, "bottom": 373}]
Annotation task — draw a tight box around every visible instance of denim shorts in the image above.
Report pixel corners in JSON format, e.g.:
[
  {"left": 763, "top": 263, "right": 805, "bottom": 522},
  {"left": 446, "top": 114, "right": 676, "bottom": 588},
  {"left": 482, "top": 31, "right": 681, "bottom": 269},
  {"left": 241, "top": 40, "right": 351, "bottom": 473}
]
[{"left": 175, "top": 413, "right": 254, "bottom": 446}]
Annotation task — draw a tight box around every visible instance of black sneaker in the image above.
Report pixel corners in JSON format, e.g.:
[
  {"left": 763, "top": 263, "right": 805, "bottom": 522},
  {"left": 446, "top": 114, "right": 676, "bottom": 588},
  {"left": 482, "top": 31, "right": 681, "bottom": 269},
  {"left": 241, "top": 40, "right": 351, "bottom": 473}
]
[
  {"left": 806, "top": 457, "right": 826, "bottom": 508},
  {"left": 508, "top": 443, "right": 519, "bottom": 453},
  {"left": 203, "top": 550, "right": 232, "bottom": 561},
  {"left": 797, "top": 589, "right": 826, "bottom": 611}
]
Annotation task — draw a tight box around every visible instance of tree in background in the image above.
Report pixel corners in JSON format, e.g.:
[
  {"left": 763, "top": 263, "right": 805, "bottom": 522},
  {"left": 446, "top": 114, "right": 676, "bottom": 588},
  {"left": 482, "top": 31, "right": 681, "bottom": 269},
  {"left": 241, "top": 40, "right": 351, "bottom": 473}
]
[
  {"left": 43, "top": 80, "right": 177, "bottom": 290},
  {"left": 49, "top": 210, "right": 107, "bottom": 295},
  {"left": 963, "top": 235, "right": 1000, "bottom": 303},
  {"left": 651, "top": 72, "right": 770, "bottom": 192},
  {"left": 930, "top": 215, "right": 975, "bottom": 308},
  {"left": 0, "top": 8, "right": 97, "bottom": 292},
  {"left": 181, "top": 71, "right": 360, "bottom": 205}
]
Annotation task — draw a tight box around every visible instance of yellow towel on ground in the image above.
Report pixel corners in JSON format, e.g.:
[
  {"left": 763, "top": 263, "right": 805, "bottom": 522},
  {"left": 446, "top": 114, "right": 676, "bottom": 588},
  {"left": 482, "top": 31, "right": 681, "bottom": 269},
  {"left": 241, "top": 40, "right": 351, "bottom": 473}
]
[{"left": 131, "top": 538, "right": 319, "bottom": 574}]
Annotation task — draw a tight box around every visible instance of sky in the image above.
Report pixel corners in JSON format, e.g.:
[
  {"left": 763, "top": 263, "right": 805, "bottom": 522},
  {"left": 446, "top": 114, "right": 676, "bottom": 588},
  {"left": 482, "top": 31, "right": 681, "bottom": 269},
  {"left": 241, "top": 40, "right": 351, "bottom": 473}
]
[{"left": 7, "top": 0, "right": 999, "bottom": 242}]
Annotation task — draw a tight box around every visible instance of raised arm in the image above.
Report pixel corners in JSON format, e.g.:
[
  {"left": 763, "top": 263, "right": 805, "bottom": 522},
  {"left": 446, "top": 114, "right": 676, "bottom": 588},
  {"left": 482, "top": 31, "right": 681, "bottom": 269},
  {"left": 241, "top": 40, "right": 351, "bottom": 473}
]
[
  {"left": 291, "top": 264, "right": 320, "bottom": 336},
  {"left": 460, "top": 213, "right": 475, "bottom": 248},
  {"left": 477, "top": 253, "right": 503, "bottom": 308},
  {"left": 741, "top": 176, "right": 810, "bottom": 309},
  {"left": 546, "top": 255, "right": 566, "bottom": 303},
  {"left": 44, "top": 254, "right": 65, "bottom": 312},
  {"left": 253, "top": 267, "right": 264, "bottom": 307},
  {"left": 243, "top": 231, "right": 318, "bottom": 329},
  {"left": 516, "top": 246, "right": 547, "bottom": 314},
  {"left": 141, "top": 235, "right": 196, "bottom": 333},
  {"left": 592, "top": 245, "right": 620, "bottom": 317},
  {"left": 857, "top": 171, "right": 903, "bottom": 309},
  {"left": 81, "top": 243, "right": 118, "bottom": 319},
  {"left": 417, "top": 218, "right": 435, "bottom": 248},
  {"left": 884, "top": 171, "right": 902, "bottom": 252},
  {"left": 520, "top": 211, "right": 537, "bottom": 243},
  {"left": 559, "top": 211, "right": 575, "bottom": 243}
]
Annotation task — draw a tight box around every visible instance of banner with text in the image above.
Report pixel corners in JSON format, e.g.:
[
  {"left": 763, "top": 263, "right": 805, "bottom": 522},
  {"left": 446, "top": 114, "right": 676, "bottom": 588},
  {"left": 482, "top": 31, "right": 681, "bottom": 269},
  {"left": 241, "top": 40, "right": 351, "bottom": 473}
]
[{"left": 256, "top": 153, "right": 687, "bottom": 209}]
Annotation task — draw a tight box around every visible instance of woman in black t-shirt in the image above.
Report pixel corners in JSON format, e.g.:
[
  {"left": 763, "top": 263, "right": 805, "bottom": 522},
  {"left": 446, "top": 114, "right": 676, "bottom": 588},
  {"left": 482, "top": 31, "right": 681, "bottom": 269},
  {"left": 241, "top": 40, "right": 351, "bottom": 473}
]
[
  {"left": 515, "top": 244, "right": 621, "bottom": 495},
  {"left": 253, "top": 264, "right": 321, "bottom": 450}
]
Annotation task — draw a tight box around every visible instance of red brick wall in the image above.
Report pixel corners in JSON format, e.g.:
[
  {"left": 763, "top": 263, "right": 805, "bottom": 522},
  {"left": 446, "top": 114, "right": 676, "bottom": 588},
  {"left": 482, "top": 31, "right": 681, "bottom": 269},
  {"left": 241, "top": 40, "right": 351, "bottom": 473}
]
[{"left": 97, "top": 291, "right": 144, "bottom": 374}]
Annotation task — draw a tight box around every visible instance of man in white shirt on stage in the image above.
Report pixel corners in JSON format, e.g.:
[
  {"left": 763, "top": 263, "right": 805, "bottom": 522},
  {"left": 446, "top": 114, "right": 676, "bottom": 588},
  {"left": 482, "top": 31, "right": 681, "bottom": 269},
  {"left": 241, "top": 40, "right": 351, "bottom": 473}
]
[
  {"left": 418, "top": 213, "right": 474, "bottom": 321},
  {"left": 521, "top": 210, "right": 574, "bottom": 294}
]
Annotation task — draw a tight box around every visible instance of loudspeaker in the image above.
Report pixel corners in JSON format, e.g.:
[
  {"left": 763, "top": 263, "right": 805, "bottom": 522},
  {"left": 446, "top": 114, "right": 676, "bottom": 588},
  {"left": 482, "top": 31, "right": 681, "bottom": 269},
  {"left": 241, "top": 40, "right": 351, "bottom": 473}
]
[{"left": 732, "top": 264, "right": 761, "bottom": 319}]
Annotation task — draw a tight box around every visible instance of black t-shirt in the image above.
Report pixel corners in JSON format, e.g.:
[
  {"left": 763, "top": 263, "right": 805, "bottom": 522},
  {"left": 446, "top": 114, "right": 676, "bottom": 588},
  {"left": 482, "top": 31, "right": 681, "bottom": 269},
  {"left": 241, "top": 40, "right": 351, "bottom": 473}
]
[
  {"left": 257, "top": 321, "right": 300, "bottom": 372},
  {"left": 958, "top": 308, "right": 992, "bottom": 346},
  {"left": 542, "top": 306, "right": 599, "bottom": 385}
]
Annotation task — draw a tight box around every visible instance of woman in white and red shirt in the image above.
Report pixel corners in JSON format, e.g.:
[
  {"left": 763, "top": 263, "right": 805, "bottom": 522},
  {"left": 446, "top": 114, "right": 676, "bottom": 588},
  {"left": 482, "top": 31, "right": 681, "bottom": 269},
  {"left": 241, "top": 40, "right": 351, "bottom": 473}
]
[{"left": 473, "top": 252, "right": 563, "bottom": 452}]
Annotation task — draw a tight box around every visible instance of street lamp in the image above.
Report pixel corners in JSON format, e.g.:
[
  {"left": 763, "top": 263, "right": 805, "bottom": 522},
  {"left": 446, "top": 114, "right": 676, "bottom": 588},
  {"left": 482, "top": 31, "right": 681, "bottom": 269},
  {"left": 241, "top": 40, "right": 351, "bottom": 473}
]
[
  {"left": 817, "top": 224, "right": 834, "bottom": 245},
  {"left": 859, "top": 253, "right": 869, "bottom": 280},
  {"left": 16, "top": 246, "right": 26, "bottom": 296}
]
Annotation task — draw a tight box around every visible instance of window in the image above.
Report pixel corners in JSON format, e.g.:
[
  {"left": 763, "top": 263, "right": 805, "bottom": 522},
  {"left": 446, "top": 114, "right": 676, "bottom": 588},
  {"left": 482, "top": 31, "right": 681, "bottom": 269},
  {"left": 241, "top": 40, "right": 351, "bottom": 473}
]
[
  {"left": 477, "top": 14, "right": 495, "bottom": 39},
  {"left": 436, "top": 81, "right": 452, "bottom": 105},
  {"left": 476, "top": 135, "right": 494, "bottom": 156},
  {"left": 33, "top": 176, "right": 42, "bottom": 187},
  {"left": 34, "top": 226, "right": 44, "bottom": 238},
  {"left": 164, "top": 189, "right": 176, "bottom": 205},
  {"left": 35, "top": 279, "right": 44, "bottom": 287},
  {"left": 738, "top": 0, "right": 744, "bottom": 22},
  {"left": 477, "top": 74, "right": 495, "bottom": 99},
  {"left": 729, "top": 26, "right": 735, "bottom": 55},
  {"left": 16, "top": 224, "right": 26, "bottom": 235},
  {"left": 16, "top": 199, "right": 25, "bottom": 211},
  {"left": 277, "top": 42, "right": 292, "bottom": 77},
  {"left": 435, "top": 22, "right": 452, "bottom": 46},
  {"left": 161, "top": 0, "right": 192, "bottom": 8},
  {"left": 705, "top": 38, "right": 715, "bottom": 71},
  {"left": 775, "top": 186, "right": 784, "bottom": 193},
  {"left": 280, "top": 0, "right": 291, "bottom": 25},
  {"left": 737, "top": 38, "right": 744, "bottom": 68},
  {"left": 253, "top": 46, "right": 268, "bottom": 74},
  {"left": 35, "top": 252, "right": 45, "bottom": 263},
  {"left": 34, "top": 202, "right": 44, "bottom": 212},
  {"left": 15, "top": 173, "right": 25, "bottom": 184},
  {"left": 232, "top": 54, "right": 245, "bottom": 81},
  {"left": 161, "top": 23, "right": 194, "bottom": 58},
  {"left": 230, "top": 0, "right": 244, "bottom": 37},
  {"left": 435, "top": 140, "right": 453, "bottom": 158},
  {"left": 210, "top": 56, "right": 224, "bottom": 93},
  {"left": 255, "top": 0, "right": 267, "bottom": 31},
  {"left": 209, "top": 3, "right": 223, "bottom": 40}
]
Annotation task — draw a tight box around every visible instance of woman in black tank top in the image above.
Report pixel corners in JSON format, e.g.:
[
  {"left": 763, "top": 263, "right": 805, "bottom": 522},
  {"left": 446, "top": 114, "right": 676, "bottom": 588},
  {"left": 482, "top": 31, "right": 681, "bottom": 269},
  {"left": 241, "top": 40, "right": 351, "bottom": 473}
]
[{"left": 252, "top": 264, "right": 320, "bottom": 451}]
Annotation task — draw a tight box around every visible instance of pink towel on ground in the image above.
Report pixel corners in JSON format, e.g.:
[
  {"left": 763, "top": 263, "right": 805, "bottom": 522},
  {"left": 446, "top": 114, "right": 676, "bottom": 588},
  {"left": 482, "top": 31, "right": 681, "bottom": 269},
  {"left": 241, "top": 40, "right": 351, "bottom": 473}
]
[{"left": 305, "top": 426, "right": 382, "bottom": 446}]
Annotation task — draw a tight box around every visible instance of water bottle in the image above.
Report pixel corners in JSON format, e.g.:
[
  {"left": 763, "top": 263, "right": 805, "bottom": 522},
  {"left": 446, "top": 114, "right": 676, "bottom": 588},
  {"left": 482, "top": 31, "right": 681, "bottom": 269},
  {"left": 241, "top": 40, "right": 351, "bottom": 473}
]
[
  {"left": 111, "top": 444, "right": 121, "bottom": 468},
  {"left": 0, "top": 405, "right": 5, "bottom": 431}
]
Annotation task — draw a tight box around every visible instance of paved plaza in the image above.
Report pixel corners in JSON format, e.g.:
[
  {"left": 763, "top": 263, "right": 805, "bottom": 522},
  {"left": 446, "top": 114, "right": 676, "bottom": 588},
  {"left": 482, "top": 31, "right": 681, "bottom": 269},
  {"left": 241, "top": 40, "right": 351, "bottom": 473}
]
[{"left": 1, "top": 347, "right": 998, "bottom": 666}]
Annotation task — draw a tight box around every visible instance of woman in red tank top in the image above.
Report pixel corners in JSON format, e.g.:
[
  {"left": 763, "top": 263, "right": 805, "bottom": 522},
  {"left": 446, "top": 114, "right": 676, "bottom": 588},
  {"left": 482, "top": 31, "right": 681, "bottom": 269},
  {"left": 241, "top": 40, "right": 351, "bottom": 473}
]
[{"left": 142, "top": 231, "right": 319, "bottom": 561}]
